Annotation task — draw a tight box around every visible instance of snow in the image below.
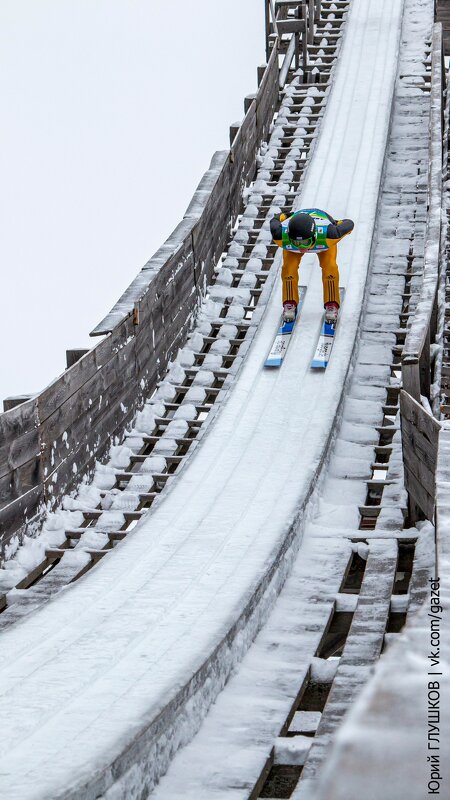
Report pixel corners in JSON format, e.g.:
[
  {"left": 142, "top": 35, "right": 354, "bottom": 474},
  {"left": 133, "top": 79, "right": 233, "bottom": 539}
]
[
  {"left": 125, "top": 475, "right": 155, "bottom": 493},
  {"left": 0, "top": 0, "right": 407, "bottom": 797},
  {"left": 225, "top": 303, "right": 245, "bottom": 320},
  {"left": 184, "top": 386, "right": 207, "bottom": 404},
  {"left": 210, "top": 338, "right": 233, "bottom": 355},
  {"left": 310, "top": 656, "right": 340, "bottom": 684},
  {"left": 108, "top": 445, "right": 134, "bottom": 470},
  {"left": 152, "top": 438, "right": 178, "bottom": 455},
  {"left": 178, "top": 347, "right": 196, "bottom": 367},
  {"left": 167, "top": 363, "right": 186, "bottom": 385},
  {"left": 335, "top": 593, "right": 359, "bottom": 612},
  {"left": 173, "top": 403, "right": 198, "bottom": 420},
  {"left": 245, "top": 256, "right": 262, "bottom": 272},
  {"left": 202, "top": 353, "right": 223, "bottom": 370},
  {"left": 164, "top": 420, "right": 189, "bottom": 438},
  {"left": 130, "top": 406, "right": 158, "bottom": 435},
  {"left": 289, "top": 711, "right": 322, "bottom": 734},
  {"left": 139, "top": 455, "right": 166, "bottom": 474},
  {"left": 274, "top": 736, "right": 312, "bottom": 765},
  {"left": 214, "top": 266, "right": 233, "bottom": 286},
  {"left": 192, "top": 371, "right": 215, "bottom": 387},
  {"left": 186, "top": 331, "right": 204, "bottom": 351}
]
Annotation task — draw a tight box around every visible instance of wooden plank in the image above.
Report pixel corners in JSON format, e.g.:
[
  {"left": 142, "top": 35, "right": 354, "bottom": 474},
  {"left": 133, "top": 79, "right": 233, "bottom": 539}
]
[
  {"left": 277, "top": 19, "right": 305, "bottom": 34},
  {"left": 400, "top": 391, "right": 439, "bottom": 520},
  {"left": 66, "top": 349, "right": 89, "bottom": 369},
  {"left": 0, "top": 456, "right": 42, "bottom": 509},
  {"left": 256, "top": 44, "right": 279, "bottom": 142},
  {"left": 400, "top": 389, "right": 440, "bottom": 444},
  {"left": 39, "top": 381, "right": 132, "bottom": 488},
  {"left": 408, "top": 526, "right": 435, "bottom": 612},
  {"left": 229, "top": 100, "right": 258, "bottom": 219},
  {"left": 0, "top": 485, "right": 44, "bottom": 556},
  {"left": 404, "top": 463, "right": 435, "bottom": 522},
  {"left": 402, "top": 435, "right": 436, "bottom": 499},
  {"left": 0, "top": 426, "right": 40, "bottom": 480},
  {"left": 39, "top": 335, "right": 138, "bottom": 468},
  {"left": 190, "top": 155, "right": 231, "bottom": 290},
  {"left": 0, "top": 397, "right": 39, "bottom": 442},
  {"left": 402, "top": 25, "right": 443, "bottom": 368},
  {"left": 3, "top": 396, "right": 33, "bottom": 412},
  {"left": 41, "top": 378, "right": 150, "bottom": 510},
  {"left": 401, "top": 414, "right": 438, "bottom": 472}
]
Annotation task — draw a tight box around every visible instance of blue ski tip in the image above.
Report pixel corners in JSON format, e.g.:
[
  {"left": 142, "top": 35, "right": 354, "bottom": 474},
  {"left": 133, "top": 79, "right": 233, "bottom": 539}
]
[
  {"left": 279, "top": 319, "right": 296, "bottom": 334},
  {"left": 311, "top": 359, "right": 328, "bottom": 369},
  {"left": 265, "top": 358, "right": 283, "bottom": 368}
]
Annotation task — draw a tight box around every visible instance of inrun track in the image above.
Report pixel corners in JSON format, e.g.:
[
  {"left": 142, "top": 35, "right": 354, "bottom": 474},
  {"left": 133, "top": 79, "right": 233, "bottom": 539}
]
[{"left": 0, "top": 0, "right": 448, "bottom": 798}]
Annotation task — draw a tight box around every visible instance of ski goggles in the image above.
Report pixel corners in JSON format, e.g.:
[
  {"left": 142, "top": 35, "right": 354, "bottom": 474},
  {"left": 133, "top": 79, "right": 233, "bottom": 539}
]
[{"left": 291, "top": 235, "right": 315, "bottom": 249}]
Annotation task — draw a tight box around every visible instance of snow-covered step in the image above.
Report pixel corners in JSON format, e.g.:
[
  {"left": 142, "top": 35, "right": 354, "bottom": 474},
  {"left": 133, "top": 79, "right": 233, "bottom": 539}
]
[{"left": 292, "top": 539, "right": 399, "bottom": 798}]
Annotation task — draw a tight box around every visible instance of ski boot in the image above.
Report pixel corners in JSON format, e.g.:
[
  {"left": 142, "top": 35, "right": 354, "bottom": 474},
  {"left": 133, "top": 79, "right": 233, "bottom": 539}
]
[
  {"left": 283, "top": 301, "right": 297, "bottom": 323},
  {"left": 325, "top": 301, "right": 339, "bottom": 324}
]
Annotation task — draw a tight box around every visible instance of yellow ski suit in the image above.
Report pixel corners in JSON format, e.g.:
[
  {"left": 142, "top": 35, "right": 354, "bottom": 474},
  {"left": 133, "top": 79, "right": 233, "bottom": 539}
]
[{"left": 270, "top": 208, "right": 354, "bottom": 306}]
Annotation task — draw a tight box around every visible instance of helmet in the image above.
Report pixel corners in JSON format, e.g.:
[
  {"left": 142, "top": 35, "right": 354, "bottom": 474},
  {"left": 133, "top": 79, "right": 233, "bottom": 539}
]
[{"left": 288, "top": 213, "right": 316, "bottom": 249}]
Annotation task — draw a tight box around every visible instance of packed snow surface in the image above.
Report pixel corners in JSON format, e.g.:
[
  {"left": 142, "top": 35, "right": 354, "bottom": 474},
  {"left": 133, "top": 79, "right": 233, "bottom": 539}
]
[{"left": 0, "top": 0, "right": 403, "bottom": 796}]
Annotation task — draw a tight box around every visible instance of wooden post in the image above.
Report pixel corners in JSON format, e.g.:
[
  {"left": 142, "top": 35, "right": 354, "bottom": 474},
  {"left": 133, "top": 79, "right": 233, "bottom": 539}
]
[
  {"left": 402, "top": 360, "right": 421, "bottom": 403},
  {"left": 302, "top": 2, "right": 309, "bottom": 81},
  {"left": 419, "top": 326, "right": 431, "bottom": 399},
  {"left": 265, "top": 0, "right": 271, "bottom": 61},
  {"left": 229, "top": 122, "right": 240, "bottom": 146},
  {"left": 308, "top": 0, "right": 315, "bottom": 44},
  {"left": 430, "top": 286, "right": 438, "bottom": 343},
  {"left": 3, "top": 396, "right": 33, "bottom": 412},
  {"left": 66, "top": 350, "right": 89, "bottom": 369},
  {"left": 244, "top": 94, "right": 256, "bottom": 114},
  {"left": 407, "top": 494, "right": 424, "bottom": 527}
]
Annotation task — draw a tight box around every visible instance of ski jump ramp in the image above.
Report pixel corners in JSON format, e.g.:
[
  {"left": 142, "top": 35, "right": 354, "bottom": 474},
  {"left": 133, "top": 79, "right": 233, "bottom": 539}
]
[{"left": 0, "top": 0, "right": 406, "bottom": 797}]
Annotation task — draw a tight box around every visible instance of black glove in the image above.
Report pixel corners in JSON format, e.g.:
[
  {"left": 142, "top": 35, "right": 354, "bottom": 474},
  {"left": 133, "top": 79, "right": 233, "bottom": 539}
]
[{"left": 270, "top": 216, "right": 282, "bottom": 240}]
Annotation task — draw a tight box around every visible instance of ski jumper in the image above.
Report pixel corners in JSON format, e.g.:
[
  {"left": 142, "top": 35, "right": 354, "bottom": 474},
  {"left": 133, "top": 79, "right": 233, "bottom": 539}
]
[{"left": 270, "top": 209, "right": 354, "bottom": 306}]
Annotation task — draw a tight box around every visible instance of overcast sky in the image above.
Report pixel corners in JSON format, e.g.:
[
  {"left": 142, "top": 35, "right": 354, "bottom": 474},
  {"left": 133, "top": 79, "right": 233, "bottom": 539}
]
[{"left": 0, "top": 1, "right": 264, "bottom": 404}]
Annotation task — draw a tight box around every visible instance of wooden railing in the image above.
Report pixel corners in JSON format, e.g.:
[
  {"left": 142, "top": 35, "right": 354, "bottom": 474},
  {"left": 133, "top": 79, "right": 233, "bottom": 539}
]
[
  {"left": 0, "top": 40, "right": 281, "bottom": 555},
  {"left": 266, "top": 0, "right": 323, "bottom": 85},
  {"left": 401, "top": 24, "right": 444, "bottom": 403},
  {"left": 400, "top": 390, "right": 440, "bottom": 522},
  {"left": 400, "top": 23, "right": 446, "bottom": 524}
]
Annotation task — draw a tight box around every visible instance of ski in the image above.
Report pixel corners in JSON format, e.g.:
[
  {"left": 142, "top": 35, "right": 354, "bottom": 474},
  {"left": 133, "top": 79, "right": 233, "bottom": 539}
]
[
  {"left": 311, "top": 288, "right": 345, "bottom": 369},
  {"left": 265, "top": 286, "right": 307, "bottom": 368}
]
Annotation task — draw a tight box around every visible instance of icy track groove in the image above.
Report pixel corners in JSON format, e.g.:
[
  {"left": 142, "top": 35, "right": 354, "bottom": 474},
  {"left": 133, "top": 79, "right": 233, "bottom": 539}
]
[{"left": 0, "top": 0, "right": 404, "bottom": 797}]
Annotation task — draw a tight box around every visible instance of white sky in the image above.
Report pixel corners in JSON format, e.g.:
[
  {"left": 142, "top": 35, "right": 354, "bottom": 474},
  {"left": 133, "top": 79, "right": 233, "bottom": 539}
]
[{"left": 0, "top": 1, "right": 264, "bottom": 403}]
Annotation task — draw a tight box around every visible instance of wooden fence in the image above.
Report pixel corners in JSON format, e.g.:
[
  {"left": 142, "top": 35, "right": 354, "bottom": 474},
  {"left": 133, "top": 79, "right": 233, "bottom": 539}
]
[
  {"left": 0, "top": 40, "right": 281, "bottom": 555},
  {"left": 400, "top": 390, "right": 440, "bottom": 522},
  {"left": 400, "top": 23, "right": 445, "bottom": 523},
  {"left": 436, "top": 0, "right": 450, "bottom": 55},
  {"left": 401, "top": 24, "right": 443, "bottom": 403}
]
